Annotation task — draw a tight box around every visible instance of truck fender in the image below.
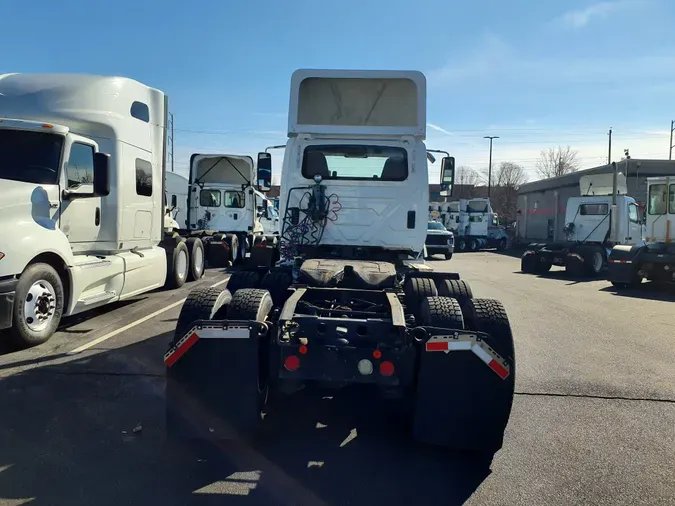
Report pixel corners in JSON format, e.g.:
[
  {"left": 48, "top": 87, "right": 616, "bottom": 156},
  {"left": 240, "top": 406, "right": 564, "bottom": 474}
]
[{"left": 608, "top": 244, "right": 644, "bottom": 263}]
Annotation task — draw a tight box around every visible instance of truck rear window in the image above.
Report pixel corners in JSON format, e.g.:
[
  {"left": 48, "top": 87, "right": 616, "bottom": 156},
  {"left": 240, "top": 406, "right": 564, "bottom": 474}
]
[
  {"left": 301, "top": 145, "right": 408, "bottom": 181},
  {"left": 200, "top": 189, "right": 221, "bottom": 207},
  {"left": 579, "top": 203, "right": 609, "bottom": 215},
  {"left": 648, "top": 184, "right": 667, "bottom": 215}
]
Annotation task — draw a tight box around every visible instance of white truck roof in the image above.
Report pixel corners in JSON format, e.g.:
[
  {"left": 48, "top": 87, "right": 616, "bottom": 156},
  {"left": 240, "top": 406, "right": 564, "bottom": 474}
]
[
  {"left": 0, "top": 73, "right": 165, "bottom": 149},
  {"left": 579, "top": 172, "right": 627, "bottom": 196},
  {"left": 189, "top": 154, "right": 254, "bottom": 185},
  {"left": 288, "top": 69, "right": 426, "bottom": 138}
]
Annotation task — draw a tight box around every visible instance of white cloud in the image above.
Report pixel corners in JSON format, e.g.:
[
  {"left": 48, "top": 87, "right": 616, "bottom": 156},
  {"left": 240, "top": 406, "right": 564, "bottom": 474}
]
[
  {"left": 427, "top": 123, "right": 454, "bottom": 136},
  {"left": 556, "top": 2, "right": 619, "bottom": 29}
]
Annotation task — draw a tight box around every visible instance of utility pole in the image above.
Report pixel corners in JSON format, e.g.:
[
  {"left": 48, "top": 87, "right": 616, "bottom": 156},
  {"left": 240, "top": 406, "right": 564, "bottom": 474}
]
[
  {"left": 669, "top": 120, "right": 674, "bottom": 160},
  {"left": 484, "top": 136, "right": 499, "bottom": 198},
  {"left": 169, "top": 113, "right": 175, "bottom": 172},
  {"left": 607, "top": 127, "right": 612, "bottom": 164}
]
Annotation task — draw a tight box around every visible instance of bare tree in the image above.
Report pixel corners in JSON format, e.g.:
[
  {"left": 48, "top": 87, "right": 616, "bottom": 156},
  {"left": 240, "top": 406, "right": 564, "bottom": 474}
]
[
  {"left": 453, "top": 165, "right": 481, "bottom": 198},
  {"left": 535, "top": 145, "right": 581, "bottom": 179},
  {"left": 488, "top": 162, "right": 528, "bottom": 224}
]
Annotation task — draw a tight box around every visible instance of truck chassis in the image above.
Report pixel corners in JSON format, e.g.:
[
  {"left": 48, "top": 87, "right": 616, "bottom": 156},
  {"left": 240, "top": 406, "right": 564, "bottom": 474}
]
[
  {"left": 164, "top": 247, "right": 516, "bottom": 456},
  {"left": 521, "top": 242, "right": 607, "bottom": 278}
]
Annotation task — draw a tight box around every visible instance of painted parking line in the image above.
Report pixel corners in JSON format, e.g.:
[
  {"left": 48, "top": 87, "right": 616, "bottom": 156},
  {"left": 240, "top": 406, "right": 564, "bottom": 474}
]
[{"left": 67, "top": 277, "right": 230, "bottom": 356}]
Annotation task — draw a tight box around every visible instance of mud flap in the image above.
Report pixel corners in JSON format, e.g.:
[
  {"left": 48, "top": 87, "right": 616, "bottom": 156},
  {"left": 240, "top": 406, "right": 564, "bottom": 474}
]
[
  {"left": 165, "top": 320, "right": 266, "bottom": 440},
  {"left": 413, "top": 328, "right": 514, "bottom": 454}
]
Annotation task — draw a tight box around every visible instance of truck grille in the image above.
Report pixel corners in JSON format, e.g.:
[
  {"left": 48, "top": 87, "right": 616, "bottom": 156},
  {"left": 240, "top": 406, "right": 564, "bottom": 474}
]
[{"left": 426, "top": 234, "right": 450, "bottom": 246}]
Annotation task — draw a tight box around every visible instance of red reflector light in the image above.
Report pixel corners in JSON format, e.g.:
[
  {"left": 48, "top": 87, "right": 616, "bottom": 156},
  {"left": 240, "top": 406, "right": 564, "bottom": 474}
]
[
  {"left": 372, "top": 349, "right": 382, "bottom": 359},
  {"left": 379, "top": 361, "right": 395, "bottom": 377},
  {"left": 284, "top": 355, "right": 300, "bottom": 371},
  {"left": 298, "top": 345, "right": 308, "bottom": 355}
]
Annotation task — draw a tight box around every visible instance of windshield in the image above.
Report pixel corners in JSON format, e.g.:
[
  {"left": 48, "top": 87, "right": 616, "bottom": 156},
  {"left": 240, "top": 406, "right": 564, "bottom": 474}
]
[
  {"left": 0, "top": 129, "right": 63, "bottom": 185},
  {"left": 428, "top": 221, "right": 446, "bottom": 231},
  {"left": 301, "top": 145, "right": 408, "bottom": 181}
]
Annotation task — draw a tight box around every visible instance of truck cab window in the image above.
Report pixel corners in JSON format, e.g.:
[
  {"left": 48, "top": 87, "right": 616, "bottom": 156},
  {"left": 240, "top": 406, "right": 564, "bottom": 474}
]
[
  {"left": 200, "top": 189, "right": 221, "bottom": 207},
  {"left": 66, "top": 143, "right": 95, "bottom": 188},
  {"left": 628, "top": 204, "right": 639, "bottom": 224},
  {"left": 579, "top": 203, "right": 609, "bottom": 215},
  {"left": 0, "top": 130, "right": 63, "bottom": 185},
  {"left": 136, "top": 159, "right": 153, "bottom": 197},
  {"left": 648, "top": 184, "right": 667, "bottom": 215},
  {"left": 224, "top": 190, "right": 245, "bottom": 208},
  {"left": 669, "top": 184, "right": 675, "bottom": 214},
  {"left": 171, "top": 195, "right": 178, "bottom": 208}
]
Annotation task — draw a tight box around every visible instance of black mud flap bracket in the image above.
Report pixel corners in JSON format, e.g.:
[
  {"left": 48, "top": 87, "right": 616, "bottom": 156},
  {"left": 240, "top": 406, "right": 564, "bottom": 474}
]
[
  {"left": 164, "top": 320, "right": 268, "bottom": 440},
  {"left": 413, "top": 327, "right": 514, "bottom": 454}
]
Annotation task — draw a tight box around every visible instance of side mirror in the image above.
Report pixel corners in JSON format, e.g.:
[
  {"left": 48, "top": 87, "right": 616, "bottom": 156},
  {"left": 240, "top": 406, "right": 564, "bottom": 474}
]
[
  {"left": 439, "top": 156, "right": 455, "bottom": 197},
  {"left": 256, "top": 152, "right": 272, "bottom": 192},
  {"left": 93, "top": 152, "right": 111, "bottom": 197}
]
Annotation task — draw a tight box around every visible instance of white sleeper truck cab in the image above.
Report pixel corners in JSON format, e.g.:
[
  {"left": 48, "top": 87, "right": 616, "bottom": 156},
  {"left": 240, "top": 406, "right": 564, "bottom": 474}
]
[
  {"left": 0, "top": 73, "right": 204, "bottom": 348},
  {"left": 187, "top": 153, "right": 278, "bottom": 266},
  {"left": 165, "top": 69, "right": 517, "bottom": 459}
]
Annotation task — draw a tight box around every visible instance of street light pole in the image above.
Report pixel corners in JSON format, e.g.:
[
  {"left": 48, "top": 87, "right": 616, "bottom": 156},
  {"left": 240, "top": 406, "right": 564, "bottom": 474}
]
[{"left": 484, "top": 136, "right": 499, "bottom": 198}]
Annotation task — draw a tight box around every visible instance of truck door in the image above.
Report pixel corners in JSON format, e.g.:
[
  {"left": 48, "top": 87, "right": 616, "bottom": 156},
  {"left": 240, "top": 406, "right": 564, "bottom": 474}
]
[
  {"left": 626, "top": 202, "right": 642, "bottom": 245},
  {"left": 59, "top": 136, "right": 102, "bottom": 248}
]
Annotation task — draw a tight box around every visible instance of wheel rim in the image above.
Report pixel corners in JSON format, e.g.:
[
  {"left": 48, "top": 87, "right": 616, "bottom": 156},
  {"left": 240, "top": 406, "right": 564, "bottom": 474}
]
[
  {"left": 194, "top": 245, "right": 204, "bottom": 275},
  {"left": 24, "top": 280, "right": 56, "bottom": 332},
  {"left": 593, "top": 252, "right": 603, "bottom": 272},
  {"left": 177, "top": 249, "right": 188, "bottom": 280}
]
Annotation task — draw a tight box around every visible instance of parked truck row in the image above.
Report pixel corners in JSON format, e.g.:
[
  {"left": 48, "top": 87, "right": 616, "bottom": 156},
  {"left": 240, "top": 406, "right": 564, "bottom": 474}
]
[{"left": 429, "top": 198, "right": 509, "bottom": 252}]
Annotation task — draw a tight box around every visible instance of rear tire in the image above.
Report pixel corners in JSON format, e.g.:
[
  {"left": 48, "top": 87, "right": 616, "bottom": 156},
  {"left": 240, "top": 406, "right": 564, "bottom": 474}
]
[
  {"left": 10, "top": 263, "right": 65, "bottom": 348},
  {"left": 437, "top": 279, "right": 473, "bottom": 305},
  {"left": 583, "top": 248, "right": 604, "bottom": 276},
  {"left": 186, "top": 237, "right": 205, "bottom": 282},
  {"left": 172, "top": 286, "right": 232, "bottom": 347},
  {"left": 226, "top": 234, "right": 240, "bottom": 265},
  {"left": 418, "top": 296, "right": 464, "bottom": 329},
  {"left": 404, "top": 276, "right": 438, "bottom": 321},
  {"left": 165, "top": 241, "right": 189, "bottom": 289},
  {"left": 226, "top": 270, "right": 260, "bottom": 294},
  {"left": 468, "top": 238, "right": 479, "bottom": 252}
]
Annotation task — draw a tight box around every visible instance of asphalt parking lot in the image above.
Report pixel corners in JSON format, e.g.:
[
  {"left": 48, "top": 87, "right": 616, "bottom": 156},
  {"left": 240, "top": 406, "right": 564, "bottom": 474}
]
[{"left": 1, "top": 254, "right": 674, "bottom": 506}]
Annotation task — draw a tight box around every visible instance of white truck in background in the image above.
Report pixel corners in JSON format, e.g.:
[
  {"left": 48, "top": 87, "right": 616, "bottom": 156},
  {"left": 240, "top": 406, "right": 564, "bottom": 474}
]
[
  {"left": 0, "top": 73, "right": 206, "bottom": 348},
  {"left": 183, "top": 153, "right": 279, "bottom": 267},
  {"left": 429, "top": 198, "right": 508, "bottom": 252},
  {"left": 521, "top": 173, "right": 644, "bottom": 277}
]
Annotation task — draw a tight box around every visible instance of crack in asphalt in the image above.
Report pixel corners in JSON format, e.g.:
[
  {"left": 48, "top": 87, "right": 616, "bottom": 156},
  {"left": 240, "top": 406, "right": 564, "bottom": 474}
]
[{"left": 515, "top": 390, "right": 675, "bottom": 404}]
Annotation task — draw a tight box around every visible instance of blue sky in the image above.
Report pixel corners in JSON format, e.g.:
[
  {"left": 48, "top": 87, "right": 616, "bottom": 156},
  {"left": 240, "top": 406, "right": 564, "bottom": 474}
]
[{"left": 5, "top": 0, "right": 675, "bottom": 183}]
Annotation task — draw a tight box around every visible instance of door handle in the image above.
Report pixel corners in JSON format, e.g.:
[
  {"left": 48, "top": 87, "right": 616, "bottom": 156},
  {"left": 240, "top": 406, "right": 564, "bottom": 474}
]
[{"left": 95, "top": 207, "right": 100, "bottom": 226}]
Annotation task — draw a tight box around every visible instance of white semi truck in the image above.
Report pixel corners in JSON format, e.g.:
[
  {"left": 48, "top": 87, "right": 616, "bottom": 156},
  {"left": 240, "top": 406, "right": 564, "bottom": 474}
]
[
  {"left": 521, "top": 172, "right": 644, "bottom": 277},
  {"left": 607, "top": 176, "right": 675, "bottom": 288},
  {"left": 164, "top": 69, "right": 516, "bottom": 458},
  {"left": 173, "top": 153, "right": 280, "bottom": 267},
  {"left": 430, "top": 198, "right": 509, "bottom": 252},
  {"left": 0, "top": 73, "right": 206, "bottom": 348}
]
